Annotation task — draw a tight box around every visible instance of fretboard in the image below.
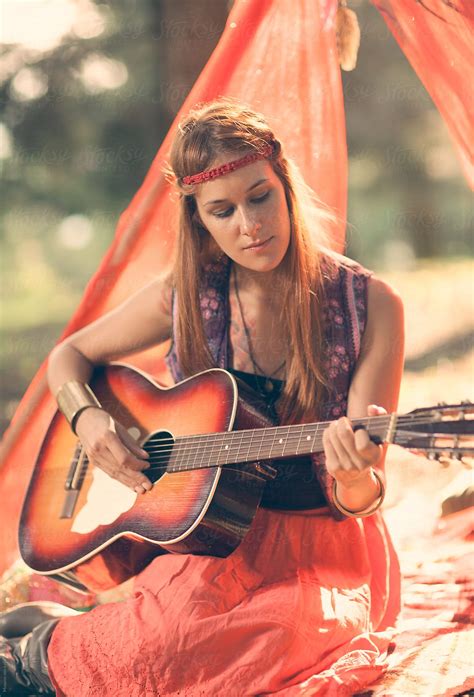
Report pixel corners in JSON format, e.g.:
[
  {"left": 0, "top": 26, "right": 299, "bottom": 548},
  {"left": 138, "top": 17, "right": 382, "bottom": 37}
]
[{"left": 163, "top": 414, "right": 394, "bottom": 473}]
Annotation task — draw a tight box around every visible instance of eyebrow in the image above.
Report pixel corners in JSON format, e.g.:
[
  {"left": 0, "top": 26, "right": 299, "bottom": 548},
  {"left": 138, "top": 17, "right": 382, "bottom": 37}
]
[{"left": 203, "top": 178, "right": 269, "bottom": 206}]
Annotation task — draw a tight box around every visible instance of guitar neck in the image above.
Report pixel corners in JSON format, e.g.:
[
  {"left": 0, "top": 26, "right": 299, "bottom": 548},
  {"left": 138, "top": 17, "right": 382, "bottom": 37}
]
[{"left": 165, "top": 414, "right": 395, "bottom": 473}]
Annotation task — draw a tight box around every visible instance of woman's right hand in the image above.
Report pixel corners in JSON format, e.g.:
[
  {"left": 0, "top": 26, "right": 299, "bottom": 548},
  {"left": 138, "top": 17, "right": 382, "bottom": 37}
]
[{"left": 75, "top": 407, "right": 152, "bottom": 494}]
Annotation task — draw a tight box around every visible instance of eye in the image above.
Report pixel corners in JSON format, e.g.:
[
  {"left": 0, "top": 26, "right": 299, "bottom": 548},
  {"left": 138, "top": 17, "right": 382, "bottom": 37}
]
[
  {"left": 213, "top": 207, "right": 234, "bottom": 219},
  {"left": 251, "top": 191, "right": 270, "bottom": 204},
  {"left": 211, "top": 191, "right": 271, "bottom": 219}
]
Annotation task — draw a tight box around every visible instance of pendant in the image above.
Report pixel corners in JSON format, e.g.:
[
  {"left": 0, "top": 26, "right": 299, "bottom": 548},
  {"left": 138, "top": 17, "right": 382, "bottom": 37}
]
[{"left": 264, "top": 379, "right": 274, "bottom": 393}]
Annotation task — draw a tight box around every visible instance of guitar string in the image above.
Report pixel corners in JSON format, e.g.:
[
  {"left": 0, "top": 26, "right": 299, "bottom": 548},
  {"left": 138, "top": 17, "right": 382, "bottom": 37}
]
[
  {"left": 74, "top": 442, "right": 474, "bottom": 475},
  {"left": 144, "top": 439, "right": 471, "bottom": 463},
  {"left": 61, "top": 413, "right": 472, "bottom": 479},
  {"left": 66, "top": 415, "right": 470, "bottom": 463},
  {"left": 68, "top": 429, "right": 472, "bottom": 475},
  {"left": 67, "top": 445, "right": 474, "bottom": 484},
  {"left": 60, "top": 436, "right": 474, "bottom": 483},
  {"left": 131, "top": 415, "right": 469, "bottom": 456},
  {"left": 139, "top": 422, "right": 459, "bottom": 454},
  {"left": 140, "top": 422, "right": 470, "bottom": 451},
  {"left": 122, "top": 413, "right": 466, "bottom": 451},
  {"left": 142, "top": 441, "right": 473, "bottom": 473},
  {"left": 139, "top": 412, "right": 466, "bottom": 442},
  {"left": 146, "top": 448, "right": 474, "bottom": 473}
]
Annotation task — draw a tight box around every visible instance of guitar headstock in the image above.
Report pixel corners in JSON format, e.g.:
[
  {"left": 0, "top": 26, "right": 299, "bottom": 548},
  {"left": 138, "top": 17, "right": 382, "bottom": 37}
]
[
  {"left": 408, "top": 401, "right": 474, "bottom": 418},
  {"left": 394, "top": 401, "right": 474, "bottom": 467}
]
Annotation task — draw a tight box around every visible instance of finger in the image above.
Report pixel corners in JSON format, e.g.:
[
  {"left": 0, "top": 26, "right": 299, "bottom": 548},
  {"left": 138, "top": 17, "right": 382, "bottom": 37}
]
[
  {"left": 90, "top": 449, "right": 147, "bottom": 491},
  {"left": 93, "top": 439, "right": 152, "bottom": 492},
  {"left": 354, "top": 428, "right": 383, "bottom": 466},
  {"left": 120, "top": 445, "right": 151, "bottom": 470},
  {"left": 106, "top": 432, "right": 151, "bottom": 475},
  {"left": 123, "top": 438, "right": 149, "bottom": 461},
  {"left": 322, "top": 429, "right": 340, "bottom": 476},
  {"left": 116, "top": 424, "right": 149, "bottom": 460},
  {"left": 327, "top": 422, "right": 353, "bottom": 470},
  {"left": 331, "top": 417, "right": 368, "bottom": 471},
  {"left": 324, "top": 430, "right": 372, "bottom": 486},
  {"left": 367, "top": 404, "right": 387, "bottom": 416}
]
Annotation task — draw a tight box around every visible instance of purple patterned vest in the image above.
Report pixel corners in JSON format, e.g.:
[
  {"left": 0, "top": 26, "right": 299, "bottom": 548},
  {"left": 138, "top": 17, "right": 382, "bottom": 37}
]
[{"left": 166, "top": 252, "right": 373, "bottom": 519}]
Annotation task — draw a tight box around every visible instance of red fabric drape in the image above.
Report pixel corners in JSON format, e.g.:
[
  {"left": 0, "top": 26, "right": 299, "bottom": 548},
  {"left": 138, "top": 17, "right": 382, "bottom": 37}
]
[
  {"left": 372, "top": 0, "right": 474, "bottom": 188},
  {"left": 0, "top": 0, "right": 346, "bottom": 574},
  {"left": 3, "top": 0, "right": 473, "bottom": 577}
]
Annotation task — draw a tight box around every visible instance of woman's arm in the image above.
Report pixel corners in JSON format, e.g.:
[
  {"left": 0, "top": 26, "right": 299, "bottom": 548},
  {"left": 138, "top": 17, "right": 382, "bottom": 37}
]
[
  {"left": 47, "top": 276, "right": 173, "bottom": 493},
  {"left": 323, "top": 275, "right": 405, "bottom": 514},
  {"left": 48, "top": 276, "right": 173, "bottom": 395}
]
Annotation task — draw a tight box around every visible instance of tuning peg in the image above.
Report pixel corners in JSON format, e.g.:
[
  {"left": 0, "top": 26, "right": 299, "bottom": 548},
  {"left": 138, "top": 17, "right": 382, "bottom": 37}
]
[
  {"left": 461, "top": 456, "right": 474, "bottom": 469},
  {"left": 437, "top": 401, "right": 447, "bottom": 406}
]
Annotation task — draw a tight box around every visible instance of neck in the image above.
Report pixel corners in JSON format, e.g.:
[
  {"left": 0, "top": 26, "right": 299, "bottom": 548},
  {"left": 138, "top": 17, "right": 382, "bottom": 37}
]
[{"left": 232, "top": 262, "right": 283, "bottom": 300}]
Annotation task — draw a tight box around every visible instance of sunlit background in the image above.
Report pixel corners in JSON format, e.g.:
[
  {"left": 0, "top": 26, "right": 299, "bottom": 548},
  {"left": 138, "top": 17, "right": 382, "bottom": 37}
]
[{"left": 0, "top": 0, "right": 473, "bottom": 438}]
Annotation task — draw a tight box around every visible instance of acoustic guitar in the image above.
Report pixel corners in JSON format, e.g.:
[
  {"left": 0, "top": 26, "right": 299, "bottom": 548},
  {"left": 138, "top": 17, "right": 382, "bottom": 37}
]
[{"left": 19, "top": 364, "right": 473, "bottom": 593}]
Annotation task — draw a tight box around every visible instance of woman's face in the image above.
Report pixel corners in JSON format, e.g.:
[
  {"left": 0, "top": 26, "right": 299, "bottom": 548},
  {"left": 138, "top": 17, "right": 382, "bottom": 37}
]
[{"left": 193, "top": 154, "right": 291, "bottom": 274}]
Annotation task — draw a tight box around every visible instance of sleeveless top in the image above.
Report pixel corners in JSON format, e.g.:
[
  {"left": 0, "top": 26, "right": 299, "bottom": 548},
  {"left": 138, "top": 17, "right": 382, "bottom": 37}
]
[{"left": 166, "top": 251, "right": 373, "bottom": 519}]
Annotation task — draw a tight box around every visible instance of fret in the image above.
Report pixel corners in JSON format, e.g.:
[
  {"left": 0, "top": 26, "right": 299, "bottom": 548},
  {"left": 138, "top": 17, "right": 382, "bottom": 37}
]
[
  {"left": 179, "top": 438, "right": 190, "bottom": 471},
  {"left": 311, "top": 425, "right": 319, "bottom": 454},
  {"left": 256, "top": 427, "right": 265, "bottom": 461},
  {"left": 307, "top": 424, "right": 317, "bottom": 450},
  {"left": 232, "top": 431, "right": 243, "bottom": 464},
  {"left": 223, "top": 431, "right": 232, "bottom": 464},
  {"left": 195, "top": 430, "right": 208, "bottom": 471},
  {"left": 208, "top": 431, "right": 223, "bottom": 467},
  {"left": 165, "top": 414, "right": 395, "bottom": 473},
  {"left": 246, "top": 432, "right": 255, "bottom": 461},
  {"left": 280, "top": 425, "right": 291, "bottom": 457},
  {"left": 168, "top": 438, "right": 184, "bottom": 472},
  {"left": 295, "top": 425, "right": 304, "bottom": 456},
  {"left": 215, "top": 432, "right": 227, "bottom": 468},
  {"left": 224, "top": 433, "right": 233, "bottom": 461}
]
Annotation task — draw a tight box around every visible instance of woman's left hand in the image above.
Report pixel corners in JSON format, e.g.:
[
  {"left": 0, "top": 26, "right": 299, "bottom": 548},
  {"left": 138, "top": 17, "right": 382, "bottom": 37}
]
[{"left": 323, "top": 404, "right": 386, "bottom": 487}]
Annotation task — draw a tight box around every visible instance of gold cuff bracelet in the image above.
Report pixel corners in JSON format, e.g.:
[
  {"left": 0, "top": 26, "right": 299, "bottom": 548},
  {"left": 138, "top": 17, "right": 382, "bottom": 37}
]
[
  {"left": 332, "top": 468, "right": 385, "bottom": 518},
  {"left": 56, "top": 381, "right": 102, "bottom": 435}
]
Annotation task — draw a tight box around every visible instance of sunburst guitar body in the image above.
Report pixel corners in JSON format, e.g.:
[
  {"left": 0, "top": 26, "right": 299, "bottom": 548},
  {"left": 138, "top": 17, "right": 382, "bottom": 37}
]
[{"left": 19, "top": 364, "right": 473, "bottom": 593}]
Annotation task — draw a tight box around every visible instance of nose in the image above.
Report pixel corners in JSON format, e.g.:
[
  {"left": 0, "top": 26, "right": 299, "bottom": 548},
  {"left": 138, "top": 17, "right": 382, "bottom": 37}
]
[{"left": 239, "top": 209, "right": 262, "bottom": 238}]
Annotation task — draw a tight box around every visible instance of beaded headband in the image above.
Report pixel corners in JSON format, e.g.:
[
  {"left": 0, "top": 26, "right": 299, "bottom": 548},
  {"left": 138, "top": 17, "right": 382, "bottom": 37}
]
[{"left": 181, "top": 143, "right": 273, "bottom": 186}]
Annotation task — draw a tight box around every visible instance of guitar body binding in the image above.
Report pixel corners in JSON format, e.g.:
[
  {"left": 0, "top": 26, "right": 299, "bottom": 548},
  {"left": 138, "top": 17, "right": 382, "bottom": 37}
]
[{"left": 19, "top": 365, "right": 276, "bottom": 592}]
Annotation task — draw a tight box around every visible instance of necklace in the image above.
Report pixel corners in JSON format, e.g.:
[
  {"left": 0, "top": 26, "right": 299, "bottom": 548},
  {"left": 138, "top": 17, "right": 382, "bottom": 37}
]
[{"left": 232, "top": 267, "right": 286, "bottom": 394}]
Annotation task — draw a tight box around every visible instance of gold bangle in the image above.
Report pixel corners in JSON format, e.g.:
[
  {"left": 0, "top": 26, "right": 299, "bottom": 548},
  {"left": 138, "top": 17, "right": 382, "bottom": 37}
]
[
  {"left": 332, "top": 469, "right": 385, "bottom": 518},
  {"left": 56, "top": 381, "right": 102, "bottom": 435}
]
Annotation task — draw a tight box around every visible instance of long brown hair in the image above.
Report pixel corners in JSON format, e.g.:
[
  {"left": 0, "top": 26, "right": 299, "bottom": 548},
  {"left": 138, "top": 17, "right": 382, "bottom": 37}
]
[{"left": 167, "top": 97, "right": 338, "bottom": 423}]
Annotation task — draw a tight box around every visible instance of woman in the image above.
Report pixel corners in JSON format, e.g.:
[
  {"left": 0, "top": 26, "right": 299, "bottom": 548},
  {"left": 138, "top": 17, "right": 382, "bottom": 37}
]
[{"left": 3, "top": 98, "right": 404, "bottom": 696}]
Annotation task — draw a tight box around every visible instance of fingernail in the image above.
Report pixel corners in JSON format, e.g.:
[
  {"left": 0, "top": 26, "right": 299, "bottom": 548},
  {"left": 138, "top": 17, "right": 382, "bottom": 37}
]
[{"left": 134, "top": 485, "right": 144, "bottom": 494}]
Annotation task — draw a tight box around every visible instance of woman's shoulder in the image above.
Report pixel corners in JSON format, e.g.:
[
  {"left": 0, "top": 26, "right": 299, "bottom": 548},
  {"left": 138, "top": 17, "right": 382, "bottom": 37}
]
[
  {"left": 366, "top": 274, "right": 404, "bottom": 321},
  {"left": 318, "top": 248, "right": 373, "bottom": 280},
  {"left": 318, "top": 248, "right": 403, "bottom": 325}
]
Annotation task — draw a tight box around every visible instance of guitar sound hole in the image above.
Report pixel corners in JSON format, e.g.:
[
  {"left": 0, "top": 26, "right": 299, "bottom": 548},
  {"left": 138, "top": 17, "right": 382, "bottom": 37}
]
[{"left": 143, "top": 430, "right": 174, "bottom": 485}]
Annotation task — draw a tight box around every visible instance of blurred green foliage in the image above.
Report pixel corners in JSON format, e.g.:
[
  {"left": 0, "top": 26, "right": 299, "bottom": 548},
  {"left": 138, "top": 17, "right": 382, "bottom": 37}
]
[
  {"left": 0, "top": 0, "right": 472, "bottom": 434},
  {"left": 342, "top": 2, "right": 472, "bottom": 263}
]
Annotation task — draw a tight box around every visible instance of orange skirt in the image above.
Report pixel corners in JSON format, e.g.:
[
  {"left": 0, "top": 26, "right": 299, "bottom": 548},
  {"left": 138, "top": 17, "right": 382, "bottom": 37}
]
[{"left": 48, "top": 507, "right": 400, "bottom": 696}]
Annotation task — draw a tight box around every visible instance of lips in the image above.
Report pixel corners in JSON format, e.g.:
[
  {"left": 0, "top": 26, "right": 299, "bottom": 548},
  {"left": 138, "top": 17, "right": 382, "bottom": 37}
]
[{"left": 244, "top": 237, "right": 272, "bottom": 250}]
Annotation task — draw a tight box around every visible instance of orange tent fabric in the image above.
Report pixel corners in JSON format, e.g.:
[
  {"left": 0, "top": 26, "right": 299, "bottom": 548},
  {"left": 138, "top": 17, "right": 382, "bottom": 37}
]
[
  {"left": 372, "top": 0, "right": 474, "bottom": 188},
  {"left": 2, "top": 0, "right": 473, "bottom": 575},
  {"left": 0, "top": 0, "right": 347, "bottom": 574}
]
